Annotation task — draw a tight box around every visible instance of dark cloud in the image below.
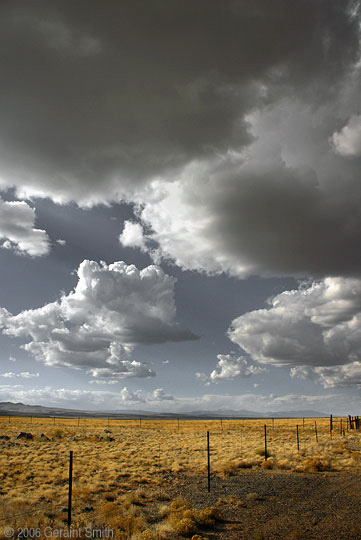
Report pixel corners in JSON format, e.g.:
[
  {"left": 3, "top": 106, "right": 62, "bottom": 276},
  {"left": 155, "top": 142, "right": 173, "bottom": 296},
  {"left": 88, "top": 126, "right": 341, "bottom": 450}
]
[{"left": 0, "top": 0, "right": 358, "bottom": 204}]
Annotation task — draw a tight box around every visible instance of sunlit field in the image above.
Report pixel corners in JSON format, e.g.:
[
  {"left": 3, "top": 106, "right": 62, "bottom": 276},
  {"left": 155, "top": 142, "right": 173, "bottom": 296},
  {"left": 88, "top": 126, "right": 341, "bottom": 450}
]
[{"left": 1, "top": 416, "right": 360, "bottom": 539}]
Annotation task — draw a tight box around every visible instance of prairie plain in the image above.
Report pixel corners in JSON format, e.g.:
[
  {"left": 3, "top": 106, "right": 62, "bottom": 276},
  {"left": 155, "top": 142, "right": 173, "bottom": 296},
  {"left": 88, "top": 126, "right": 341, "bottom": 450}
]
[{"left": 0, "top": 416, "right": 360, "bottom": 539}]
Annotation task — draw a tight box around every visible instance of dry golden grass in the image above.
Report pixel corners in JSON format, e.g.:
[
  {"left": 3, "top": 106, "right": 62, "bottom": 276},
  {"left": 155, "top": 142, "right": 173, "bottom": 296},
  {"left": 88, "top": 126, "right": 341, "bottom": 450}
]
[{"left": 0, "top": 415, "right": 359, "bottom": 538}]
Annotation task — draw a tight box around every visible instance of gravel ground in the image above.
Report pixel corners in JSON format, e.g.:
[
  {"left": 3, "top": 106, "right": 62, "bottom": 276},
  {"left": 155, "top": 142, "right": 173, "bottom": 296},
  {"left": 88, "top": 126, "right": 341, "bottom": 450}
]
[{"left": 163, "top": 470, "right": 361, "bottom": 539}]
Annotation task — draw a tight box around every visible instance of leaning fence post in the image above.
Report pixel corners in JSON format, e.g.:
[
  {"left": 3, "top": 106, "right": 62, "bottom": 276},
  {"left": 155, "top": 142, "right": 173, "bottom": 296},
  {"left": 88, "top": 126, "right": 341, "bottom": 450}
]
[
  {"left": 67, "top": 451, "right": 73, "bottom": 527},
  {"left": 296, "top": 425, "right": 300, "bottom": 451},
  {"left": 207, "top": 431, "right": 211, "bottom": 493}
]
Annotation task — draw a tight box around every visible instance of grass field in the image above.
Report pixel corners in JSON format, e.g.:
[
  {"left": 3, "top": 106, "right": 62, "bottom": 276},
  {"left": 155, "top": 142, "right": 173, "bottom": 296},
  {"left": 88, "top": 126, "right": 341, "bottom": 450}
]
[{"left": 0, "top": 416, "right": 360, "bottom": 539}]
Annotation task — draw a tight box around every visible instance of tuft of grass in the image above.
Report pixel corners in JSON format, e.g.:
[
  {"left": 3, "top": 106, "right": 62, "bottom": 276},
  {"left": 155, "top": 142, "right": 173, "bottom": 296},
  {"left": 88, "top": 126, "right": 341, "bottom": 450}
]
[
  {"left": 262, "top": 457, "right": 274, "bottom": 469},
  {"left": 255, "top": 447, "right": 271, "bottom": 458}
]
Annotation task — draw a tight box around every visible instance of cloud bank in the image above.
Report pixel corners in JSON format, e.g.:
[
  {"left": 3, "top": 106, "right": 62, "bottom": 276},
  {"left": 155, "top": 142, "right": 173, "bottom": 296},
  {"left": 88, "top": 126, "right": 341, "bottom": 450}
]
[{"left": 0, "top": 383, "right": 355, "bottom": 414}]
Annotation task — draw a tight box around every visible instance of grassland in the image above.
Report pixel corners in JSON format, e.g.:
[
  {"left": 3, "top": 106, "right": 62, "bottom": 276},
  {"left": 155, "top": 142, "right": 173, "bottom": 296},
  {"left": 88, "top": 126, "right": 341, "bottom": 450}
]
[{"left": 0, "top": 416, "right": 360, "bottom": 539}]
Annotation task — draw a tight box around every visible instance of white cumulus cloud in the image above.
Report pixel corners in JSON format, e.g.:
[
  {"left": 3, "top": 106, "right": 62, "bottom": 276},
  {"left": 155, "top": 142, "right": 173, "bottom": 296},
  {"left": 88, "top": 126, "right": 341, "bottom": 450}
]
[
  {"left": 119, "top": 221, "right": 147, "bottom": 251},
  {"left": 0, "top": 260, "right": 197, "bottom": 378},
  {"left": 149, "top": 388, "right": 175, "bottom": 401},
  {"left": 209, "top": 354, "right": 267, "bottom": 382},
  {"left": 228, "top": 277, "right": 361, "bottom": 387},
  {"left": 120, "top": 386, "right": 145, "bottom": 402},
  {"left": 0, "top": 198, "right": 50, "bottom": 256}
]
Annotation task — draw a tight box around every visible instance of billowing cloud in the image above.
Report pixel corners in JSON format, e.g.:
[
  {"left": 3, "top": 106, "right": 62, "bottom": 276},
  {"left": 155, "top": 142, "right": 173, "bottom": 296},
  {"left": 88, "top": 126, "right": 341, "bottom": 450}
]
[
  {"left": 0, "top": 260, "right": 197, "bottom": 378},
  {"left": 331, "top": 115, "right": 361, "bottom": 157},
  {"left": 228, "top": 277, "right": 361, "bottom": 388},
  {"left": 0, "top": 198, "right": 50, "bottom": 256}
]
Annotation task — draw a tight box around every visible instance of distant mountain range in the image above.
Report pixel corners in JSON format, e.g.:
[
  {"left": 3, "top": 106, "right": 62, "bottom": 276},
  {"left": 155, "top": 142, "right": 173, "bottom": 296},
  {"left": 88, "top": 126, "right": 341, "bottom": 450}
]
[{"left": 0, "top": 401, "right": 331, "bottom": 418}]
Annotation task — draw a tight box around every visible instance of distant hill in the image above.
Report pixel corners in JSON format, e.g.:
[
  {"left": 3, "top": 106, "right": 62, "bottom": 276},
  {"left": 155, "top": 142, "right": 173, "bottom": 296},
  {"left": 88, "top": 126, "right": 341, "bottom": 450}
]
[
  {"left": 0, "top": 401, "right": 331, "bottom": 418},
  {"left": 182, "top": 409, "right": 330, "bottom": 418}
]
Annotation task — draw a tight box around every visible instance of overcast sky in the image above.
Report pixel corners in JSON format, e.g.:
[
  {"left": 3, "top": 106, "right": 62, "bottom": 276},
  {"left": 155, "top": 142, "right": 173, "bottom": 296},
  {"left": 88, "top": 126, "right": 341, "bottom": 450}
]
[{"left": 0, "top": 0, "right": 361, "bottom": 414}]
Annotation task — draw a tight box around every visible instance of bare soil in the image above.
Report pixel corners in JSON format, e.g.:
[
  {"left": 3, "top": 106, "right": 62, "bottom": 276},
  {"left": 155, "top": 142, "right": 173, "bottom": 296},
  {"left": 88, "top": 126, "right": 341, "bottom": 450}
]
[{"left": 163, "top": 470, "right": 361, "bottom": 539}]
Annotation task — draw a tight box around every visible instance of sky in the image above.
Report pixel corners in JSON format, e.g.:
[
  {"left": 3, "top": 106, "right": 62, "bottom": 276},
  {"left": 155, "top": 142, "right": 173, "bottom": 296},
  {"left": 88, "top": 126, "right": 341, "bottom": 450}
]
[{"left": 0, "top": 1, "right": 361, "bottom": 414}]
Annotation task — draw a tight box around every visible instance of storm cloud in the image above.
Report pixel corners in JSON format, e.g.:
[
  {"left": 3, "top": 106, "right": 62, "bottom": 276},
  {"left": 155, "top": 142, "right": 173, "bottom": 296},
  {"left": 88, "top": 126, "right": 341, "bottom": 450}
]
[{"left": 0, "top": 0, "right": 359, "bottom": 206}]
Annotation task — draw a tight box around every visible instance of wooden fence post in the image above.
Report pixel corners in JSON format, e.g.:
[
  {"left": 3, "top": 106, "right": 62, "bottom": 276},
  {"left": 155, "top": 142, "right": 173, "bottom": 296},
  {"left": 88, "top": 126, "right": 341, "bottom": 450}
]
[
  {"left": 296, "top": 425, "right": 300, "bottom": 451},
  {"left": 340, "top": 418, "right": 343, "bottom": 436},
  {"left": 330, "top": 414, "right": 333, "bottom": 433},
  {"left": 67, "top": 451, "right": 73, "bottom": 527},
  {"left": 264, "top": 425, "right": 267, "bottom": 460},
  {"left": 207, "top": 431, "right": 211, "bottom": 493},
  {"left": 314, "top": 421, "right": 318, "bottom": 443}
]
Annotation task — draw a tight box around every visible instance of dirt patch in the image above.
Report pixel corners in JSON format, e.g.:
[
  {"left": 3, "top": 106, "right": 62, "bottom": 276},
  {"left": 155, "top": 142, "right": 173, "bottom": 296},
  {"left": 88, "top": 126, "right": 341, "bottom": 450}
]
[{"left": 161, "top": 470, "right": 361, "bottom": 539}]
